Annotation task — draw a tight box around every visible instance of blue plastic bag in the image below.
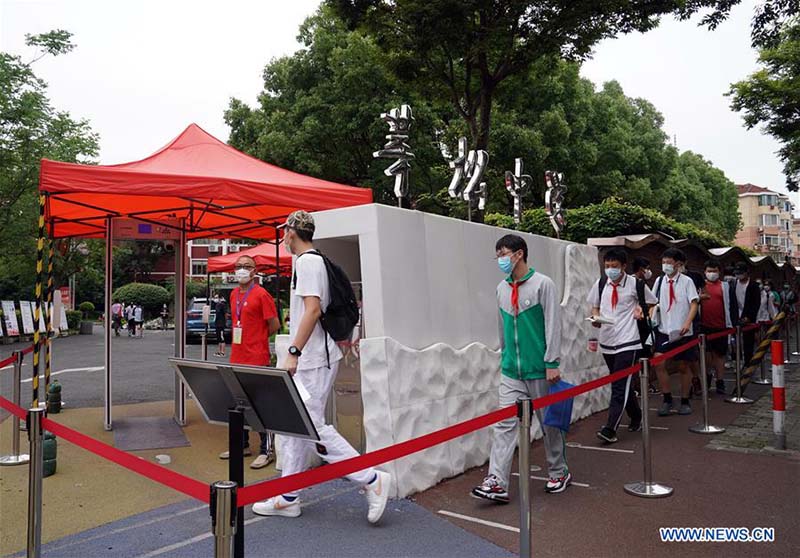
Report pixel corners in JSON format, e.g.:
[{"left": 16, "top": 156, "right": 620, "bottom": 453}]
[{"left": 543, "top": 380, "right": 575, "bottom": 432}]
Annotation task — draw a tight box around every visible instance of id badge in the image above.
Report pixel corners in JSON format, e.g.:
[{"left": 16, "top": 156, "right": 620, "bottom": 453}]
[{"left": 232, "top": 327, "right": 243, "bottom": 345}]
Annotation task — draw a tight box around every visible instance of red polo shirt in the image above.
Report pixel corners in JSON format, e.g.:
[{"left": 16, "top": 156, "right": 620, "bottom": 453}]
[
  {"left": 701, "top": 280, "right": 726, "bottom": 329},
  {"left": 229, "top": 283, "right": 278, "bottom": 366}
]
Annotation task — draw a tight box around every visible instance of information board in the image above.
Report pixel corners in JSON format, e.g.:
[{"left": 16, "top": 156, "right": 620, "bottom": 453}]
[{"left": 1, "top": 301, "right": 20, "bottom": 336}]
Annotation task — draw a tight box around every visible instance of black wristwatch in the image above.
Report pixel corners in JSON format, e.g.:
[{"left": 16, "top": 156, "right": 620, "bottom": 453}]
[{"left": 288, "top": 345, "right": 302, "bottom": 357}]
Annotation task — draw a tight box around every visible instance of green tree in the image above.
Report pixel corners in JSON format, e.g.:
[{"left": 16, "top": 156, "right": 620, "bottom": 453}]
[
  {"left": 728, "top": 19, "right": 800, "bottom": 190},
  {"left": 329, "top": 0, "right": 737, "bottom": 151},
  {"left": 0, "top": 30, "right": 99, "bottom": 300}
]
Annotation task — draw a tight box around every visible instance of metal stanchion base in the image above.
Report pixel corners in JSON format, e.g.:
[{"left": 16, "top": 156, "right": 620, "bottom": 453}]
[
  {"left": 724, "top": 396, "right": 754, "bottom": 404},
  {"left": 689, "top": 424, "right": 726, "bottom": 435},
  {"left": 624, "top": 481, "right": 673, "bottom": 498},
  {"left": 751, "top": 377, "right": 772, "bottom": 385},
  {"left": 0, "top": 454, "right": 30, "bottom": 466}
]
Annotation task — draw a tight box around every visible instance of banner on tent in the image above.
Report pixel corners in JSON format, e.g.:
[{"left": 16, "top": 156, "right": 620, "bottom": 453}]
[
  {"left": 2, "top": 301, "right": 20, "bottom": 336},
  {"left": 19, "top": 301, "right": 35, "bottom": 335}
]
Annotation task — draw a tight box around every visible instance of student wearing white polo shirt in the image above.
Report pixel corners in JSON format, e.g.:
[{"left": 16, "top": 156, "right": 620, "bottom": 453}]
[
  {"left": 650, "top": 248, "right": 700, "bottom": 416},
  {"left": 589, "top": 248, "right": 658, "bottom": 444}
]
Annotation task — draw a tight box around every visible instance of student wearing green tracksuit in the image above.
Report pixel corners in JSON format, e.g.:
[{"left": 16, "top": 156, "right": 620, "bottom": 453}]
[{"left": 472, "top": 234, "right": 571, "bottom": 504}]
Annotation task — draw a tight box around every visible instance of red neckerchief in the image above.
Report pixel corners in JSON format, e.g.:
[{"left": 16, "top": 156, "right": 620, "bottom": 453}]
[
  {"left": 668, "top": 277, "right": 676, "bottom": 311},
  {"left": 510, "top": 274, "right": 533, "bottom": 315},
  {"left": 611, "top": 282, "right": 619, "bottom": 310}
]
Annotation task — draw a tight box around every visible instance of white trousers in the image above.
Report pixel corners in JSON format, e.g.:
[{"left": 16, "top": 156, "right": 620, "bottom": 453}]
[{"left": 280, "top": 361, "right": 375, "bottom": 497}]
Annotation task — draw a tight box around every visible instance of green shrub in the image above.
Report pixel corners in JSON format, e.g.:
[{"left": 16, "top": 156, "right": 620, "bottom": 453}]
[
  {"left": 111, "top": 283, "right": 171, "bottom": 317},
  {"left": 163, "top": 279, "right": 209, "bottom": 301},
  {"left": 78, "top": 301, "right": 95, "bottom": 318},
  {"left": 486, "top": 199, "right": 730, "bottom": 249},
  {"left": 65, "top": 310, "right": 82, "bottom": 330}
]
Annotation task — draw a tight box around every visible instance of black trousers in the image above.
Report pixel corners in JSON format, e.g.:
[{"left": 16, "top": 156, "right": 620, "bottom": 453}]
[{"left": 603, "top": 349, "right": 642, "bottom": 432}]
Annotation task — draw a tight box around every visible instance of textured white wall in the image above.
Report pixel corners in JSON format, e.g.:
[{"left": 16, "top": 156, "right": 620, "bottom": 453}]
[{"left": 277, "top": 205, "right": 607, "bottom": 497}]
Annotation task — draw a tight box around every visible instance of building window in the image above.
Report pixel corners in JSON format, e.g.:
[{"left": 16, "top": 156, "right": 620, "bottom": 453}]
[
  {"left": 760, "top": 214, "right": 780, "bottom": 226},
  {"left": 785, "top": 201, "right": 792, "bottom": 212},
  {"left": 191, "top": 259, "right": 208, "bottom": 276},
  {"left": 761, "top": 235, "right": 781, "bottom": 246},
  {"left": 782, "top": 219, "right": 791, "bottom": 231},
  {"left": 758, "top": 194, "right": 779, "bottom": 206}
]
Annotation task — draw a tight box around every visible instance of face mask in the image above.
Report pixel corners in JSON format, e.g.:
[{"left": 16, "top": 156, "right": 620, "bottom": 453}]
[
  {"left": 736, "top": 273, "right": 746, "bottom": 281},
  {"left": 643, "top": 269, "right": 652, "bottom": 280},
  {"left": 498, "top": 256, "right": 514, "bottom": 274},
  {"left": 234, "top": 268, "right": 252, "bottom": 284},
  {"left": 605, "top": 268, "right": 622, "bottom": 282},
  {"left": 705, "top": 272, "right": 719, "bottom": 282},
  {"left": 283, "top": 230, "right": 295, "bottom": 255},
  {"left": 764, "top": 286, "right": 771, "bottom": 292},
  {"left": 662, "top": 264, "right": 674, "bottom": 276}
]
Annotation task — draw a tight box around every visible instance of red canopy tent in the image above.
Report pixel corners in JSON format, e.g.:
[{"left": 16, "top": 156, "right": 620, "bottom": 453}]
[
  {"left": 36, "top": 124, "right": 372, "bottom": 430},
  {"left": 39, "top": 123, "right": 372, "bottom": 239},
  {"left": 207, "top": 243, "right": 293, "bottom": 275}
]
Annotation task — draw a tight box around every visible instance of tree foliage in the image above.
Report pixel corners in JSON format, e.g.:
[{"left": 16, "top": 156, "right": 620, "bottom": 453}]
[
  {"left": 0, "top": 30, "right": 99, "bottom": 300},
  {"left": 227, "top": 9, "right": 741, "bottom": 240},
  {"left": 111, "top": 283, "right": 171, "bottom": 315},
  {"left": 728, "top": 19, "right": 800, "bottom": 191}
]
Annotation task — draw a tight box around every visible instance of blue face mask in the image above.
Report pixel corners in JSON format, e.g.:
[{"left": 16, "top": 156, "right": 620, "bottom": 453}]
[
  {"left": 605, "top": 267, "right": 622, "bottom": 282},
  {"left": 498, "top": 256, "right": 514, "bottom": 274}
]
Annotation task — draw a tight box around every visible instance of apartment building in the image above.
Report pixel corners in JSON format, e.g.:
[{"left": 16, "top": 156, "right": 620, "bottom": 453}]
[
  {"left": 735, "top": 183, "right": 795, "bottom": 263},
  {"left": 150, "top": 238, "right": 253, "bottom": 282}
]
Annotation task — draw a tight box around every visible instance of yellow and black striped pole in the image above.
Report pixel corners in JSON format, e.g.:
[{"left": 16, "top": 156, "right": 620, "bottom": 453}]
[
  {"left": 44, "top": 228, "right": 54, "bottom": 405},
  {"left": 737, "top": 312, "right": 785, "bottom": 395},
  {"left": 32, "top": 193, "right": 46, "bottom": 409}
]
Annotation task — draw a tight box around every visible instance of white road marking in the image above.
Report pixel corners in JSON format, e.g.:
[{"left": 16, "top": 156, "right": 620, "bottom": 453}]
[
  {"left": 511, "top": 472, "right": 591, "bottom": 488},
  {"left": 565, "top": 442, "right": 634, "bottom": 454},
  {"left": 21, "top": 366, "right": 103, "bottom": 383},
  {"left": 619, "top": 424, "right": 669, "bottom": 431},
  {"left": 135, "top": 485, "right": 359, "bottom": 558},
  {"left": 437, "top": 510, "right": 519, "bottom": 533}
]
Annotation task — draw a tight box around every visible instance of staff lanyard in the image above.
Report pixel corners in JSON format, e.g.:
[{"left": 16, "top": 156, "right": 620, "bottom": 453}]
[{"left": 234, "top": 284, "right": 255, "bottom": 327}]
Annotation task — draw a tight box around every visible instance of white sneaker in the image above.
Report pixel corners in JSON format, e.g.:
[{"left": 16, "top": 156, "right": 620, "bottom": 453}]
[
  {"left": 252, "top": 496, "right": 301, "bottom": 518},
  {"left": 218, "top": 448, "right": 252, "bottom": 459},
  {"left": 364, "top": 471, "right": 392, "bottom": 524},
  {"left": 249, "top": 452, "right": 274, "bottom": 469}
]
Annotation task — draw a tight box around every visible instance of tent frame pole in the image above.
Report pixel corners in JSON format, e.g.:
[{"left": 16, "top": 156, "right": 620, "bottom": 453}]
[
  {"left": 104, "top": 216, "right": 113, "bottom": 430},
  {"left": 174, "top": 220, "right": 187, "bottom": 426}
]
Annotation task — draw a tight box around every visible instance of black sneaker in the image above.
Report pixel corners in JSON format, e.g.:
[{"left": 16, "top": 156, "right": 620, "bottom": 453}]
[
  {"left": 471, "top": 474, "right": 509, "bottom": 504},
  {"left": 545, "top": 472, "right": 572, "bottom": 494},
  {"left": 596, "top": 427, "right": 618, "bottom": 444},
  {"left": 715, "top": 380, "right": 726, "bottom": 395},
  {"left": 628, "top": 417, "right": 642, "bottom": 432},
  {"left": 648, "top": 384, "right": 661, "bottom": 395}
]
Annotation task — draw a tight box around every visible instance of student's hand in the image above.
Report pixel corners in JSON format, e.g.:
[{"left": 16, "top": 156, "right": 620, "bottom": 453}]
[
  {"left": 679, "top": 323, "right": 691, "bottom": 336},
  {"left": 285, "top": 354, "right": 298, "bottom": 376},
  {"left": 633, "top": 305, "right": 643, "bottom": 320},
  {"left": 649, "top": 305, "right": 658, "bottom": 319},
  {"left": 546, "top": 368, "right": 561, "bottom": 384},
  {"left": 700, "top": 292, "right": 711, "bottom": 301},
  {"left": 591, "top": 320, "right": 602, "bottom": 329}
]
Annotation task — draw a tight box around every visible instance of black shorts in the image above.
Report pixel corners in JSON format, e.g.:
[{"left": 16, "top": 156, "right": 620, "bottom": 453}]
[
  {"left": 654, "top": 332, "right": 697, "bottom": 362},
  {"left": 701, "top": 326, "right": 729, "bottom": 357},
  {"left": 215, "top": 325, "right": 226, "bottom": 341}
]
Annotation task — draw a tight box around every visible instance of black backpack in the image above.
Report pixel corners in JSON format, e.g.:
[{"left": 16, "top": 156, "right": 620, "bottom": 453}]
[{"left": 293, "top": 250, "right": 359, "bottom": 342}]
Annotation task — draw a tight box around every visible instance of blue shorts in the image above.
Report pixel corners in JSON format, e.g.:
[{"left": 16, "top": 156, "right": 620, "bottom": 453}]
[{"left": 654, "top": 332, "right": 697, "bottom": 362}]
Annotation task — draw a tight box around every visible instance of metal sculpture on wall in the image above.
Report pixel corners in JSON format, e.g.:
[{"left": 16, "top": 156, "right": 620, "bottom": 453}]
[
  {"left": 373, "top": 104, "right": 415, "bottom": 207},
  {"left": 504, "top": 158, "right": 532, "bottom": 225},
  {"left": 447, "top": 137, "right": 488, "bottom": 221},
  {"left": 544, "top": 170, "right": 566, "bottom": 239}
]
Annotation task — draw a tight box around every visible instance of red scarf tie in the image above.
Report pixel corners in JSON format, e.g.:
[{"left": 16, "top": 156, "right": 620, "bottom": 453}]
[
  {"left": 611, "top": 282, "right": 619, "bottom": 310},
  {"left": 668, "top": 279, "right": 676, "bottom": 311}
]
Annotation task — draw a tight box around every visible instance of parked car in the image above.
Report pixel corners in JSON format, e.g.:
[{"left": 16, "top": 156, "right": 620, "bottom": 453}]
[{"left": 186, "top": 298, "right": 232, "bottom": 342}]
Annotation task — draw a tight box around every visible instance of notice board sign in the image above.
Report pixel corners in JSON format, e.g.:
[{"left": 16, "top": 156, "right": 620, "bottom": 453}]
[
  {"left": 112, "top": 218, "right": 181, "bottom": 240},
  {"left": 19, "top": 301, "right": 34, "bottom": 334},
  {"left": 2, "top": 301, "right": 20, "bottom": 336}
]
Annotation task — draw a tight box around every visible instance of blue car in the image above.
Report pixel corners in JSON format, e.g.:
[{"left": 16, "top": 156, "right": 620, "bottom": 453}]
[{"left": 186, "top": 298, "right": 232, "bottom": 342}]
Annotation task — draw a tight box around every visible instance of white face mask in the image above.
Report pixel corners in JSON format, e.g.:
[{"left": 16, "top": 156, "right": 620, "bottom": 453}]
[
  {"left": 705, "top": 272, "right": 719, "bottom": 282},
  {"left": 662, "top": 263, "right": 675, "bottom": 276},
  {"left": 643, "top": 269, "right": 652, "bottom": 280},
  {"left": 234, "top": 268, "right": 252, "bottom": 284}
]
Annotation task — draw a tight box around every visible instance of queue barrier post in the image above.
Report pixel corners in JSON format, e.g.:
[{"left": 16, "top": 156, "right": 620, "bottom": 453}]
[
  {"left": 793, "top": 311, "right": 800, "bottom": 357},
  {"left": 753, "top": 324, "right": 772, "bottom": 385},
  {"left": 26, "top": 407, "right": 44, "bottom": 558},
  {"left": 624, "top": 358, "right": 673, "bottom": 498},
  {"left": 771, "top": 341, "right": 787, "bottom": 450},
  {"left": 516, "top": 398, "right": 532, "bottom": 558},
  {"left": 726, "top": 325, "right": 753, "bottom": 404},
  {"left": 689, "top": 335, "right": 725, "bottom": 435},
  {"left": 0, "top": 351, "right": 30, "bottom": 466},
  {"left": 210, "top": 480, "right": 237, "bottom": 558}
]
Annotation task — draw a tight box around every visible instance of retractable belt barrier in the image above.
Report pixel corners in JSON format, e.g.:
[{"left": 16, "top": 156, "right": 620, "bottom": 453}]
[{"left": 0, "top": 319, "right": 777, "bottom": 509}]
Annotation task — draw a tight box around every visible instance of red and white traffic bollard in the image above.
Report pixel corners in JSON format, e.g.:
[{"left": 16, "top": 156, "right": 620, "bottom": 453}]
[{"left": 771, "top": 340, "right": 786, "bottom": 450}]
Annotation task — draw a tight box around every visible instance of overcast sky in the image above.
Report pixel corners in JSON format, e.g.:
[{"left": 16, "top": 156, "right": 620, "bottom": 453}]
[{"left": 2, "top": 0, "right": 791, "bottom": 202}]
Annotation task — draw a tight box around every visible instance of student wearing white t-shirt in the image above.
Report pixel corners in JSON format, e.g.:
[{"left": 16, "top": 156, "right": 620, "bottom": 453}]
[
  {"left": 252, "top": 210, "right": 391, "bottom": 525},
  {"left": 588, "top": 248, "right": 658, "bottom": 444},
  {"left": 649, "top": 248, "right": 699, "bottom": 416}
]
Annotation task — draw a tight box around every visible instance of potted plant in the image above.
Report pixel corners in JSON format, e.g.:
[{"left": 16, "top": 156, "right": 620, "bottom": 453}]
[{"left": 78, "top": 301, "right": 95, "bottom": 335}]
